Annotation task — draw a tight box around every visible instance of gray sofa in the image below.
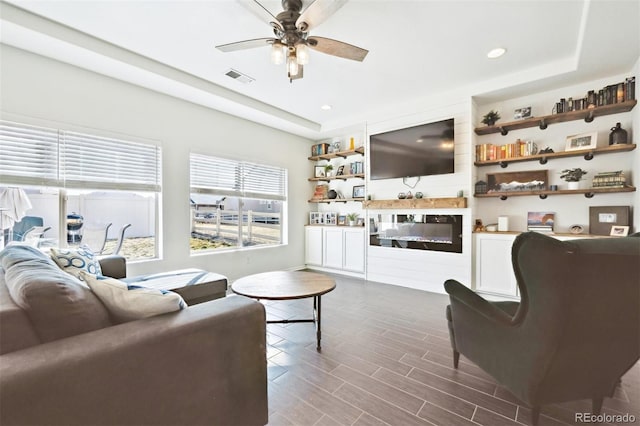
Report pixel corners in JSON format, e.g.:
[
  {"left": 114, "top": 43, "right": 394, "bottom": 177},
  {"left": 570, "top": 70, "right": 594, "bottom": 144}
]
[{"left": 0, "top": 245, "right": 268, "bottom": 426}]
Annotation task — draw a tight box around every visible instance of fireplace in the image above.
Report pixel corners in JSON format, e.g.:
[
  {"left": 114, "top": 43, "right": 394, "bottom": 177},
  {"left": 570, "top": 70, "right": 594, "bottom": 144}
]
[{"left": 369, "top": 214, "right": 462, "bottom": 253}]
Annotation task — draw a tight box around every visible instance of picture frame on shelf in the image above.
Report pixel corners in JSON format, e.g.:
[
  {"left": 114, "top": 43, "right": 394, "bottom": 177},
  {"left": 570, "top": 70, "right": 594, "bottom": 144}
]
[
  {"left": 352, "top": 185, "right": 365, "bottom": 199},
  {"left": 610, "top": 225, "right": 629, "bottom": 237},
  {"left": 565, "top": 132, "right": 597, "bottom": 151},
  {"left": 513, "top": 106, "right": 532, "bottom": 120},
  {"left": 589, "top": 206, "right": 630, "bottom": 235},
  {"left": 356, "top": 218, "right": 365, "bottom": 227},
  {"left": 314, "top": 166, "right": 325, "bottom": 178},
  {"left": 324, "top": 212, "right": 337, "bottom": 226},
  {"left": 336, "top": 165, "right": 345, "bottom": 176},
  {"left": 337, "top": 215, "right": 346, "bottom": 226}
]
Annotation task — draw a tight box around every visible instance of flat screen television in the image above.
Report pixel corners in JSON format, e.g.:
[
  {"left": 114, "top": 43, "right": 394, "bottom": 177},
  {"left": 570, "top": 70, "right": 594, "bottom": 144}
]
[{"left": 369, "top": 118, "right": 454, "bottom": 180}]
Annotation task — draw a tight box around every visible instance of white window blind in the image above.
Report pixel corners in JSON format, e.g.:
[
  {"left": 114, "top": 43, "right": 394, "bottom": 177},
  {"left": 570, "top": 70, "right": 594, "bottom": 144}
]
[
  {"left": 190, "top": 153, "right": 286, "bottom": 201},
  {"left": 0, "top": 120, "right": 161, "bottom": 192},
  {"left": 0, "top": 121, "right": 60, "bottom": 186},
  {"left": 62, "top": 131, "right": 161, "bottom": 192}
]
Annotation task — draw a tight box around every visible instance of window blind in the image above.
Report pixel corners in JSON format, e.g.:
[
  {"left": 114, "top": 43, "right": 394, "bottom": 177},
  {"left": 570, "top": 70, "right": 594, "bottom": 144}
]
[
  {"left": 190, "top": 153, "right": 287, "bottom": 201},
  {"left": 0, "top": 120, "right": 161, "bottom": 192},
  {"left": 0, "top": 121, "right": 60, "bottom": 187},
  {"left": 62, "top": 131, "right": 161, "bottom": 192}
]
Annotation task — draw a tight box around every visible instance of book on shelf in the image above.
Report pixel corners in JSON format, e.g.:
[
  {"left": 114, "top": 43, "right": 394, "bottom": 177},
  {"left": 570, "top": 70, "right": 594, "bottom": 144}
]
[{"left": 592, "top": 171, "right": 626, "bottom": 188}]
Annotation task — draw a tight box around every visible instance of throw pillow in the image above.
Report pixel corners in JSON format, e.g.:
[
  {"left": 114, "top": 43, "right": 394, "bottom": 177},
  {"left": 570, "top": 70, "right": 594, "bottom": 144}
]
[
  {"left": 81, "top": 273, "right": 187, "bottom": 323},
  {"left": 50, "top": 246, "right": 102, "bottom": 279}
]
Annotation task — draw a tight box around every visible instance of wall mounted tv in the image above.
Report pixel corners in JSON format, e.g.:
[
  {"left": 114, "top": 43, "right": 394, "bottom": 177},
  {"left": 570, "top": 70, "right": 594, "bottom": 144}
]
[{"left": 369, "top": 118, "right": 455, "bottom": 180}]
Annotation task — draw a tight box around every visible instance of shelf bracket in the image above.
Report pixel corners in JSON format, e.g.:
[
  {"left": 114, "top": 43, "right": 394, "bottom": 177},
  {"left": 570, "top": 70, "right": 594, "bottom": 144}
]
[
  {"left": 499, "top": 195, "right": 508, "bottom": 201},
  {"left": 584, "top": 111, "right": 594, "bottom": 123},
  {"left": 539, "top": 194, "right": 548, "bottom": 200},
  {"left": 539, "top": 157, "right": 548, "bottom": 165},
  {"left": 499, "top": 127, "right": 508, "bottom": 136},
  {"left": 499, "top": 161, "right": 508, "bottom": 168},
  {"left": 584, "top": 192, "right": 595, "bottom": 198},
  {"left": 584, "top": 152, "right": 594, "bottom": 161},
  {"left": 539, "top": 119, "right": 548, "bottom": 130}
]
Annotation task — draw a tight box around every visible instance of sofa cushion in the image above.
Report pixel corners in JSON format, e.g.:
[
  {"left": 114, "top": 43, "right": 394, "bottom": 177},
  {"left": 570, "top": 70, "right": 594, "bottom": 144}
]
[
  {"left": 82, "top": 273, "right": 187, "bottom": 323},
  {"left": 1, "top": 247, "right": 112, "bottom": 343},
  {"left": 50, "top": 246, "right": 102, "bottom": 279},
  {"left": 0, "top": 268, "right": 41, "bottom": 354},
  {"left": 125, "top": 269, "right": 228, "bottom": 305}
]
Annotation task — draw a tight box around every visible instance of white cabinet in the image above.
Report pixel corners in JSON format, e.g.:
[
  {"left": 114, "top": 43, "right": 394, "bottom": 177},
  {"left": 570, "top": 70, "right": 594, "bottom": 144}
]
[
  {"left": 474, "top": 233, "right": 518, "bottom": 298},
  {"left": 305, "top": 226, "right": 323, "bottom": 266},
  {"left": 305, "top": 226, "right": 365, "bottom": 274}
]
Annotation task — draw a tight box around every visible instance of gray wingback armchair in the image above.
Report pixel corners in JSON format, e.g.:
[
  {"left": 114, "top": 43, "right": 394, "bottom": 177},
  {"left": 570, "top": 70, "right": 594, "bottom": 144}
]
[{"left": 445, "top": 231, "right": 640, "bottom": 425}]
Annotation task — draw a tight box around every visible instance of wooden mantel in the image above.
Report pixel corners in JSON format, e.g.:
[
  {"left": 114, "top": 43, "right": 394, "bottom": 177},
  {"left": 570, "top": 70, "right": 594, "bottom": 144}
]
[{"left": 363, "top": 197, "right": 467, "bottom": 209}]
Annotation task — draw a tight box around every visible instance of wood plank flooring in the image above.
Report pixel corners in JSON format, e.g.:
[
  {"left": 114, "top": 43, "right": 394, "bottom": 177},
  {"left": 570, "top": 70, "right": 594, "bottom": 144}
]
[{"left": 262, "top": 273, "right": 639, "bottom": 426}]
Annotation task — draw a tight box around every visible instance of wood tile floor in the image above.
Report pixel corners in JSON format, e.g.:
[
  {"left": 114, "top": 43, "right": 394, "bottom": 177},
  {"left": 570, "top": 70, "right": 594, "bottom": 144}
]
[{"left": 262, "top": 273, "right": 639, "bottom": 426}]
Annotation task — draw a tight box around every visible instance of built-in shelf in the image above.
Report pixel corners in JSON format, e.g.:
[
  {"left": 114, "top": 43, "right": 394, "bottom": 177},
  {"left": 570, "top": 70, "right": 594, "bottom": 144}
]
[
  {"left": 308, "top": 146, "right": 364, "bottom": 161},
  {"left": 474, "top": 100, "right": 637, "bottom": 136},
  {"left": 475, "top": 186, "right": 636, "bottom": 200},
  {"left": 363, "top": 197, "right": 467, "bottom": 209},
  {"left": 308, "top": 198, "right": 365, "bottom": 204},
  {"left": 308, "top": 173, "right": 365, "bottom": 182},
  {"left": 475, "top": 144, "right": 636, "bottom": 168}
]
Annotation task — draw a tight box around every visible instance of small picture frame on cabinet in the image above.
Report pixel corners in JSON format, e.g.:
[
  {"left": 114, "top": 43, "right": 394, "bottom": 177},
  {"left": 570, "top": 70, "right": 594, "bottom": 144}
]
[
  {"left": 356, "top": 218, "right": 365, "bottom": 227},
  {"left": 610, "top": 225, "right": 629, "bottom": 237},
  {"left": 337, "top": 215, "right": 346, "bottom": 226}
]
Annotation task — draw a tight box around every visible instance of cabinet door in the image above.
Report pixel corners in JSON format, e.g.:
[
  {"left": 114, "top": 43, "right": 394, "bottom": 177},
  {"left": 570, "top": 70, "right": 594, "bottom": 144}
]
[
  {"left": 343, "top": 228, "right": 365, "bottom": 272},
  {"left": 323, "top": 227, "right": 344, "bottom": 269},
  {"left": 305, "top": 227, "right": 323, "bottom": 266},
  {"left": 475, "top": 234, "right": 518, "bottom": 297}
]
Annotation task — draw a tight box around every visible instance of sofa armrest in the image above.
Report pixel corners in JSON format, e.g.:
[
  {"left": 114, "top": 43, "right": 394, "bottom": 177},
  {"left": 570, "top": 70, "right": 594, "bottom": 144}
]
[
  {"left": 0, "top": 295, "right": 268, "bottom": 426},
  {"left": 98, "top": 254, "right": 126, "bottom": 278}
]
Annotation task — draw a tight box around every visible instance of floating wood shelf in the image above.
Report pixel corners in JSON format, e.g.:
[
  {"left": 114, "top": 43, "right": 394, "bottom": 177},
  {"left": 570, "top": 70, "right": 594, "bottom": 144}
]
[
  {"left": 308, "top": 146, "right": 364, "bottom": 161},
  {"left": 475, "top": 144, "right": 636, "bottom": 167},
  {"left": 474, "top": 100, "right": 637, "bottom": 136},
  {"left": 474, "top": 186, "right": 636, "bottom": 200},
  {"left": 363, "top": 197, "right": 467, "bottom": 209},
  {"left": 308, "top": 173, "right": 365, "bottom": 182},
  {"left": 308, "top": 198, "right": 365, "bottom": 204}
]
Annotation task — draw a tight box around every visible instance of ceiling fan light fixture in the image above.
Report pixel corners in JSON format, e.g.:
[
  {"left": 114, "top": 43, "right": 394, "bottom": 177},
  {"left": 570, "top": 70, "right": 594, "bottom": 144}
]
[
  {"left": 296, "top": 43, "right": 310, "bottom": 65},
  {"left": 271, "top": 42, "right": 285, "bottom": 65},
  {"left": 287, "top": 52, "right": 299, "bottom": 76}
]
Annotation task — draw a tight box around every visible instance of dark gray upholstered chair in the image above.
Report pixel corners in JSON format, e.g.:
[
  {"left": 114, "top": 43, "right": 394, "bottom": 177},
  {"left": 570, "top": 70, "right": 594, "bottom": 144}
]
[{"left": 445, "top": 231, "right": 640, "bottom": 425}]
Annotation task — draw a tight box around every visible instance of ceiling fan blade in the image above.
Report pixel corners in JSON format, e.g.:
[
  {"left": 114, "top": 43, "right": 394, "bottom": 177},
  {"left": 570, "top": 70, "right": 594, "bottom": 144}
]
[
  {"left": 296, "top": 0, "right": 348, "bottom": 32},
  {"left": 216, "top": 38, "right": 276, "bottom": 52},
  {"left": 237, "top": 0, "right": 284, "bottom": 32},
  {"left": 307, "top": 36, "right": 368, "bottom": 61}
]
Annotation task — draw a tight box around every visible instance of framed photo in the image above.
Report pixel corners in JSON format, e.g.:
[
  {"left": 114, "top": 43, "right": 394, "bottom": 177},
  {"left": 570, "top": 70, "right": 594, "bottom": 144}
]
[
  {"left": 513, "top": 106, "right": 532, "bottom": 120},
  {"left": 337, "top": 215, "right": 346, "bottom": 226},
  {"left": 610, "top": 225, "right": 629, "bottom": 237},
  {"left": 336, "top": 165, "right": 345, "bottom": 176},
  {"left": 356, "top": 218, "right": 365, "bottom": 227},
  {"left": 352, "top": 185, "right": 365, "bottom": 199},
  {"left": 565, "top": 132, "right": 597, "bottom": 151},
  {"left": 314, "top": 166, "right": 325, "bottom": 178},
  {"left": 589, "top": 206, "right": 630, "bottom": 235}
]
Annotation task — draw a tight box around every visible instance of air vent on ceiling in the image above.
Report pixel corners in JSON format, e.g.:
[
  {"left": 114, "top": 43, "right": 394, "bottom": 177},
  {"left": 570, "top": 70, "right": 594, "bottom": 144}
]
[{"left": 224, "top": 68, "right": 254, "bottom": 84}]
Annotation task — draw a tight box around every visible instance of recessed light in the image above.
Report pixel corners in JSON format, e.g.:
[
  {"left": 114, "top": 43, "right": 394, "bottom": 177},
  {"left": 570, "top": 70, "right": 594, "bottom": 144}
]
[
  {"left": 320, "top": 104, "right": 332, "bottom": 110},
  {"left": 487, "top": 47, "right": 506, "bottom": 59}
]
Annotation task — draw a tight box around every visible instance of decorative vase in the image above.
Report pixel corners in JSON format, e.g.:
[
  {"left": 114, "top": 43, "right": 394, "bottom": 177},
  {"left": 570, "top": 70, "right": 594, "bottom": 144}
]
[
  {"left": 567, "top": 181, "right": 580, "bottom": 190},
  {"left": 348, "top": 220, "right": 356, "bottom": 227},
  {"left": 609, "top": 122, "right": 628, "bottom": 145}
]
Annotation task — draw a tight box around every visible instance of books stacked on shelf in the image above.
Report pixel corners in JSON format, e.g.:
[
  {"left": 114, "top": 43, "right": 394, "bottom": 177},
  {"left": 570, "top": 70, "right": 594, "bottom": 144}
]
[
  {"left": 527, "top": 211, "right": 554, "bottom": 233},
  {"left": 592, "top": 171, "right": 626, "bottom": 188},
  {"left": 349, "top": 161, "right": 364, "bottom": 175},
  {"left": 311, "top": 184, "right": 328, "bottom": 201},
  {"left": 476, "top": 139, "right": 536, "bottom": 162},
  {"left": 553, "top": 76, "right": 635, "bottom": 114}
]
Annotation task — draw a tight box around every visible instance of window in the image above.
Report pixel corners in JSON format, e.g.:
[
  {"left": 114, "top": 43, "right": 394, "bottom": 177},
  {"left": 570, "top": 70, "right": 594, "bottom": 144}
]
[
  {"left": 0, "top": 120, "right": 161, "bottom": 260},
  {"left": 190, "top": 153, "right": 286, "bottom": 252}
]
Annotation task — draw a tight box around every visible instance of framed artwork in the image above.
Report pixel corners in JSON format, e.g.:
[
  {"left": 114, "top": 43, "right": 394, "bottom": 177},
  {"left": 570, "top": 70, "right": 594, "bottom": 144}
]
[
  {"left": 565, "top": 132, "right": 597, "bottom": 151},
  {"left": 487, "top": 170, "right": 548, "bottom": 192},
  {"left": 352, "top": 185, "right": 365, "bottom": 199},
  {"left": 336, "top": 165, "right": 345, "bottom": 176},
  {"left": 314, "top": 166, "right": 325, "bottom": 178},
  {"left": 589, "top": 206, "right": 630, "bottom": 235},
  {"left": 513, "top": 106, "right": 532, "bottom": 120},
  {"left": 337, "top": 215, "right": 346, "bottom": 226},
  {"left": 610, "top": 225, "right": 629, "bottom": 237},
  {"left": 356, "top": 218, "right": 365, "bottom": 227}
]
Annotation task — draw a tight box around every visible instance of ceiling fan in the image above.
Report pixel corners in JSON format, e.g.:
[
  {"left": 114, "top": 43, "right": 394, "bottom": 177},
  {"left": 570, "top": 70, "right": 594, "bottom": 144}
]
[{"left": 216, "top": 0, "right": 368, "bottom": 82}]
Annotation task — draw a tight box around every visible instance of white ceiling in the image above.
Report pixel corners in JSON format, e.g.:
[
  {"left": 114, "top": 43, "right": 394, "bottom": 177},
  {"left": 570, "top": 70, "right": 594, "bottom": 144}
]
[{"left": 1, "top": 0, "right": 639, "bottom": 139}]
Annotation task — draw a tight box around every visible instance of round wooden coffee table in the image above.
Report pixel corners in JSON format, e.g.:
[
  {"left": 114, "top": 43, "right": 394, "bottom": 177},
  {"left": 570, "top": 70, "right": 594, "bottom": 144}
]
[{"left": 231, "top": 271, "right": 336, "bottom": 350}]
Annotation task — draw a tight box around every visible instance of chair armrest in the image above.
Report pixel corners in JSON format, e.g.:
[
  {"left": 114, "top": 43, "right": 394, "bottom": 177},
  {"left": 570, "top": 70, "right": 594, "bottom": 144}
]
[
  {"left": 0, "top": 295, "right": 268, "bottom": 426},
  {"left": 98, "top": 254, "right": 126, "bottom": 278},
  {"left": 444, "top": 279, "right": 514, "bottom": 326}
]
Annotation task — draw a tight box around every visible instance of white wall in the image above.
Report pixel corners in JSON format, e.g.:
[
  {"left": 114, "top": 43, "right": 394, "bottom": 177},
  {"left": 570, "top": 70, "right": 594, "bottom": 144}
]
[
  {"left": 473, "top": 74, "right": 638, "bottom": 234},
  {"left": 0, "top": 45, "right": 312, "bottom": 280}
]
